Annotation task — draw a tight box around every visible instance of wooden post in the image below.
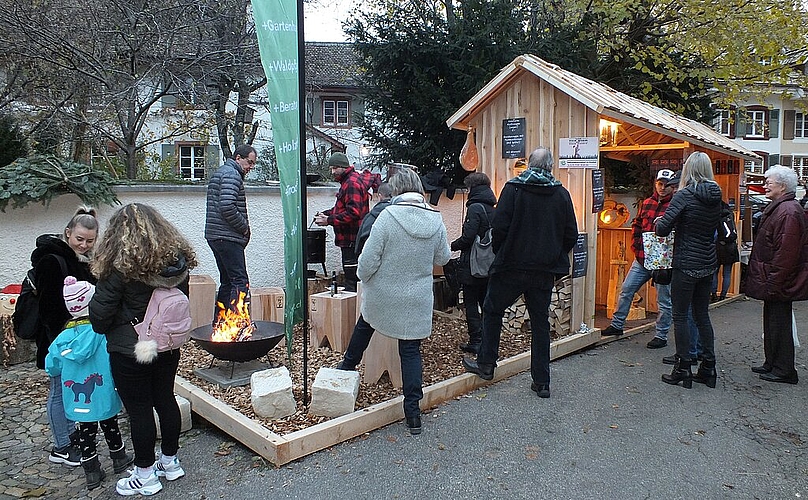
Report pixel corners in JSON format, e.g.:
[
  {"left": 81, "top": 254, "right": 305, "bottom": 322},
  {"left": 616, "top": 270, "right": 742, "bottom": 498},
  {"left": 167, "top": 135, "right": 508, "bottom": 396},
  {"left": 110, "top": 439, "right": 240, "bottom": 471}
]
[
  {"left": 251, "top": 287, "right": 285, "bottom": 323},
  {"left": 189, "top": 274, "right": 216, "bottom": 330},
  {"left": 309, "top": 290, "right": 357, "bottom": 352}
]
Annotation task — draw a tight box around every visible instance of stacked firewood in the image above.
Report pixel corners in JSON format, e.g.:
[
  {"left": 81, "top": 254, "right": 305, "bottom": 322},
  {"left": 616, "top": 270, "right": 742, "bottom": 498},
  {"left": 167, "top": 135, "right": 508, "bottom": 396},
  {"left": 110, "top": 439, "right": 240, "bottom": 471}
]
[{"left": 501, "top": 275, "right": 573, "bottom": 337}]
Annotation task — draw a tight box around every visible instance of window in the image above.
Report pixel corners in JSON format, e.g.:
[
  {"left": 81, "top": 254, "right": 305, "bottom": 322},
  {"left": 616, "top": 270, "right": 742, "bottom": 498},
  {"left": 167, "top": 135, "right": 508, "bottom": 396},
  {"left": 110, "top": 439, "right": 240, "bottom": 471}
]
[
  {"left": 796, "top": 113, "right": 808, "bottom": 138},
  {"left": 746, "top": 110, "right": 766, "bottom": 138},
  {"left": 179, "top": 145, "right": 206, "bottom": 180},
  {"left": 322, "top": 99, "right": 349, "bottom": 127},
  {"left": 794, "top": 157, "right": 808, "bottom": 182},
  {"left": 715, "top": 109, "right": 732, "bottom": 136}
]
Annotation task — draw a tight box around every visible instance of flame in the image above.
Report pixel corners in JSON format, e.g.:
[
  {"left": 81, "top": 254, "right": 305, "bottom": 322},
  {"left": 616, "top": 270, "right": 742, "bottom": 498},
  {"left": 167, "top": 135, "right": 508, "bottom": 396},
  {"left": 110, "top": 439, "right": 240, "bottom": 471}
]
[{"left": 211, "top": 291, "right": 255, "bottom": 342}]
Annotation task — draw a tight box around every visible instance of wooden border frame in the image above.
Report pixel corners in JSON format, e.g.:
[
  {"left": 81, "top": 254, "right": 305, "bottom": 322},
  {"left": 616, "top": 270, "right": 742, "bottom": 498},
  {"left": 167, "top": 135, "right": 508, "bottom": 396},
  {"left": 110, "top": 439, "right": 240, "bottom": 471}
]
[{"left": 174, "top": 329, "right": 600, "bottom": 465}]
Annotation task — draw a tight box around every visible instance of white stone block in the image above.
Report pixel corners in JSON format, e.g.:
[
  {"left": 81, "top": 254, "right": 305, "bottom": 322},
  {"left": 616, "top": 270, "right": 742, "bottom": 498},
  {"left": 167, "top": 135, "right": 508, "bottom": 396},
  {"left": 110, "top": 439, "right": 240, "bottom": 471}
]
[
  {"left": 309, "top": 367, "right": 360, "bottom": 418},
  {"left": 154, "top": 394, "right": 192, "bottom": 438},
  {"left": 251, "top": 367, "right": 296, "bottom": 419}
]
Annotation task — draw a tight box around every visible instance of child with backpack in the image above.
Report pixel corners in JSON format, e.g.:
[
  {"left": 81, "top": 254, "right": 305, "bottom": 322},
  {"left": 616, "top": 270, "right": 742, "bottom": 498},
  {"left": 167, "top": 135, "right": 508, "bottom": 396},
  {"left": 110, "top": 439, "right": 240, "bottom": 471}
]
[{"left": 45, "top": 277, "right": 133, "bottom": 490}]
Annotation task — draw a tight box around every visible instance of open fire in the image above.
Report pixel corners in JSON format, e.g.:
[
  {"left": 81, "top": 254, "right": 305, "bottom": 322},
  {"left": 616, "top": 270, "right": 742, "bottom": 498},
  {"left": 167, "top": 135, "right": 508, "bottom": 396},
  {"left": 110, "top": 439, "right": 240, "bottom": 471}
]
[{"left": 211, "top": 292, "right": 255, "bottom": 342}]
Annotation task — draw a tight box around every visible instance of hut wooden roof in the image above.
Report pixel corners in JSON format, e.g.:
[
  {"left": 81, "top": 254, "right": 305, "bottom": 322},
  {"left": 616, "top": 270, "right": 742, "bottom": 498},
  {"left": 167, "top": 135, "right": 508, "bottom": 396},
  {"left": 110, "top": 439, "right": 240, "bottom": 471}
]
[{"left": 447, "top": 54, "right": 760, "bottom": 162}]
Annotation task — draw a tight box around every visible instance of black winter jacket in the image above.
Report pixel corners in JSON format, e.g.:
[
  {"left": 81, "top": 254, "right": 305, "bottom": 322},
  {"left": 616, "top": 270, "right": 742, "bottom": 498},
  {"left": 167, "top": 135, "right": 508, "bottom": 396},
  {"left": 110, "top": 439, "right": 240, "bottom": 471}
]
[
  {"left": 89, "top": 256, "right": 190, "bottom": 358},
  {"left": 205, "top": 159, "right": 250, "bottom": 245},
  {"left": 450, "top": 185, "right": 497, "bottom": 284},
  {"left": 656, "top": 181, "right": 722, "bottom": 275},
  {"left": 489, "top": 182, "right": 578, "bottom": 276},
  {"left": 355, "top": 199, "right": 391, "bottom": 257},
  {"left": 31, "top": 234, "right": 95, "bottom": 369}
]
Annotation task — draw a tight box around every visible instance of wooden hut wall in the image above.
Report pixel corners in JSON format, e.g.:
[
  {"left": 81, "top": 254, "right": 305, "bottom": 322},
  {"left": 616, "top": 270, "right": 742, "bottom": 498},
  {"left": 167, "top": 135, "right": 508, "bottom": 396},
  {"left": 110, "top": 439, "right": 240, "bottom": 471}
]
[{"left": 468, "top": 72, "right": 599, "bottom": 333}]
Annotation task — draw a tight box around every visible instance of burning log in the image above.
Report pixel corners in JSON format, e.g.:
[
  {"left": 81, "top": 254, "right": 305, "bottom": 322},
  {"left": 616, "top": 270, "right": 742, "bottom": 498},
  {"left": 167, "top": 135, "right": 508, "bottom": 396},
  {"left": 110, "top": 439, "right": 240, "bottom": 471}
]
[{"left": 212, "top": 292, "right": 256, "bottom": 343}]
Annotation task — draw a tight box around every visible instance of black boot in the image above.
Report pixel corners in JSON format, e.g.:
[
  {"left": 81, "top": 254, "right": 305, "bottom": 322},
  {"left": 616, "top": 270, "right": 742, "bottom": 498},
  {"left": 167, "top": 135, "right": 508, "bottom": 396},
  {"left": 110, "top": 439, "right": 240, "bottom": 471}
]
[
  {"left": 661, "top": 356, "right": 693, "bottom": 388},
  {"left": 81, "top": 456, "right": 106, "bottom": 490},
  {"left": 692, "top": 359, "right": 717, "bottom": 388},
  {"left": 110, "top": 446, "right": 134, "bottom": 474},
  {"left": 459, "top": 335, "right": 481, "bottom": 354}
]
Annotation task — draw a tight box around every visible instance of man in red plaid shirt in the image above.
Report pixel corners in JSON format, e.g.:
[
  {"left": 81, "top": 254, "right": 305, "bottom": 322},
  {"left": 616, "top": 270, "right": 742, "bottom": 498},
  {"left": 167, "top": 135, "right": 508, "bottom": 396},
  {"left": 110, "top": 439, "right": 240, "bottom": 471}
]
[
  {"left": 601, "top": 169, "right": 675, "bottom": 349},
  {"left": 314, "top": 152, "right": 380, "bottom": 291}
]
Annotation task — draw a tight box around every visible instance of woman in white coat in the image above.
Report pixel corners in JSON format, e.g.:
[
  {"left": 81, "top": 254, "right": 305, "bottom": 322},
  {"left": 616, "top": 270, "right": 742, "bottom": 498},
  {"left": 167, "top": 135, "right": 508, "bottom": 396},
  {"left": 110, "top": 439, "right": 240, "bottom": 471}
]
[{"left": 358, "top": 167, "right": 451, "bottom": 435}]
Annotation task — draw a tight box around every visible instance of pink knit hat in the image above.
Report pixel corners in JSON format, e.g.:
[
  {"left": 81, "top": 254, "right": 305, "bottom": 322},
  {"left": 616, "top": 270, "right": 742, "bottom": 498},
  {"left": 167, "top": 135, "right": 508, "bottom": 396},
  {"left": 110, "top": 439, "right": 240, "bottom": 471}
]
[{"left": 63, "top": 276, "right": 95, "bottom": 318}]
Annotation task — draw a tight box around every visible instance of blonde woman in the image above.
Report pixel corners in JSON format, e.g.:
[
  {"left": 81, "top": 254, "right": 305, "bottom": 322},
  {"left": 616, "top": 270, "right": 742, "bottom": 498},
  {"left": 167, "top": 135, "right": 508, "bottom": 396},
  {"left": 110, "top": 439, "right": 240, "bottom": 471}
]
[
  {"left": 655, "top": 152, "right": 722, "bottom": 389},
  {"left": 89, "top": 203, "right": 197, "bottom": 496},
  {"left": 30, "top": 207, "right": 99, "bottom": 467}
]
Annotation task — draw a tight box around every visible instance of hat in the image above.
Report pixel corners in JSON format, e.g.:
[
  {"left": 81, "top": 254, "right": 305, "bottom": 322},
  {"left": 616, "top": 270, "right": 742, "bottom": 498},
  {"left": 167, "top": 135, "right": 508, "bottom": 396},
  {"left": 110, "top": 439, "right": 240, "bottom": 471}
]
[
  {"left": 665, "top": 171, "right": 681, "bottom": 187},
  {"left": 656, "top": 169, "right": 675, "bottom": 182},
  {"left": 328, "top": 152, "right": 350, "bottom": 168},
  {"left": 63, "top": 276, "right": 95, "bottom": 319}
]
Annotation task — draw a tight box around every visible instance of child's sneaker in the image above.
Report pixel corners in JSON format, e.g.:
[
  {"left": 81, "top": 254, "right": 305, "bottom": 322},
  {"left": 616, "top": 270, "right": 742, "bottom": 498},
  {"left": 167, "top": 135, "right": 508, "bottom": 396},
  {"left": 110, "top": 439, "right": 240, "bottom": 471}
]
[
  {"left": 115, "top": 469, "right": 162, "bottom": 496},
  {"left": 49, "top": 445, "right": 81, "bottom": 466},
  {"left": 154, "top": 455, "right": 185, "bottom": 481}
]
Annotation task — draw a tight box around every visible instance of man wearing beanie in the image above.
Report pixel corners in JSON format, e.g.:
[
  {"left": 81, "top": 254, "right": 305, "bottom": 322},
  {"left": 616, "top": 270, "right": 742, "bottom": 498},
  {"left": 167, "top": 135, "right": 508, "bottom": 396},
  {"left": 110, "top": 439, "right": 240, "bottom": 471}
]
[
  {"left": 601, "top": 168, "right": 676, "bottom": 349},
  {"left": 314, "top": 152, "right": 380, "bottom": 292}
]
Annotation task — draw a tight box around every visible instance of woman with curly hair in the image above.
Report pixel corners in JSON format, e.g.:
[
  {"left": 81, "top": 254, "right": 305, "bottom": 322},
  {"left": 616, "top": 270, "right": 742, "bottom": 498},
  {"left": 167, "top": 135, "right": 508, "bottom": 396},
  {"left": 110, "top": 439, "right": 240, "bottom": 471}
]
[{"left": 89, "top": 203, "right": 197, "bottom": 496}]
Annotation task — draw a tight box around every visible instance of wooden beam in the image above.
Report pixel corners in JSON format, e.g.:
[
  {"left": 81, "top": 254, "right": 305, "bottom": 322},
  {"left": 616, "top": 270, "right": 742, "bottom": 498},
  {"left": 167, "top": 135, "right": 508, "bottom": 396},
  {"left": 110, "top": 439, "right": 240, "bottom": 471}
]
[{"left": 601, "top": 143, "right": 688, "bottom": 152}]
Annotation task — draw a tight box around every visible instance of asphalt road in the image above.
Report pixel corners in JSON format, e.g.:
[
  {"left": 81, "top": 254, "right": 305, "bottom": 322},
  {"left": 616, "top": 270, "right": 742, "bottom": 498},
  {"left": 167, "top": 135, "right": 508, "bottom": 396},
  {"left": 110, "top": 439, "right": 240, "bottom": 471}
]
[{"left": 4, "top": 297, "right": 806, "bottom": 499}]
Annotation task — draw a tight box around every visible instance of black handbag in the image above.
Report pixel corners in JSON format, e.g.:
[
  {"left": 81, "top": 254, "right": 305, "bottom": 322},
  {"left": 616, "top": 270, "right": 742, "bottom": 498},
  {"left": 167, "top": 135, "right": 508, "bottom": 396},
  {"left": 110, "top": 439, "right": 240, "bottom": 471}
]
[{"left": 651, "top": 268, "right": 672, "bottom": 286}]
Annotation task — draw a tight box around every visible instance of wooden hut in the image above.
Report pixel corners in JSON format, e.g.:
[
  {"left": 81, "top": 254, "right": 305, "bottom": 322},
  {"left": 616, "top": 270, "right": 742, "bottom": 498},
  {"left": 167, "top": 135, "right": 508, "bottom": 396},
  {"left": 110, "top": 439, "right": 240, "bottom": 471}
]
[{"left": 446, "top": 54, "right": 759, "bottom": 337}]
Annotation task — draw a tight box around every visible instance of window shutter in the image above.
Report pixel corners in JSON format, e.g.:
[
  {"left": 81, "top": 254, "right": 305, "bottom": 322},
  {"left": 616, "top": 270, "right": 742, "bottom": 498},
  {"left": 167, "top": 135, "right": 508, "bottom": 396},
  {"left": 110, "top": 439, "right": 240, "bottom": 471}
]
[
  {"left": 206, "top": 145, "right": 220, "bottom": 177},
  {"left": 729, "top": 106, "right": 736, "bottom": 138},
  {"left": 736, "top": 109, "right": 748, "bottom": 138},
  {"left": 780, "top": 155, "right": 793, "bottom": 167},
  {"left": 769, "top": 109, "right": 779, "bottom": 139},
  {"left": 769, "top": 154, "right": 779, "bottom": 167},
  {"left": 783, "top": 110, "right": 796, "bottom": 140},
  {"left": 161, "top": 144, "right": 175, "bottom": 159}
]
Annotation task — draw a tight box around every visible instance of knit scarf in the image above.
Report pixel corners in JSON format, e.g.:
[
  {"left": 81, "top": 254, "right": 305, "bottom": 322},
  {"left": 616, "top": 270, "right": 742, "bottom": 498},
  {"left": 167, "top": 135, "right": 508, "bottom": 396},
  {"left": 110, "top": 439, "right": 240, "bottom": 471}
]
[{"left": 508, "top": 167, "right": 562, "bottom": 187}]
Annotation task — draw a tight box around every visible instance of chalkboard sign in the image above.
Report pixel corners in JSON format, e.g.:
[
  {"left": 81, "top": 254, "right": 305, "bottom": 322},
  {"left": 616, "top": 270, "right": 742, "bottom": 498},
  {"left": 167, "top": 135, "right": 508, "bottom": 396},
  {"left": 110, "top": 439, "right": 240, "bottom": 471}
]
[
  {"left": 502, "top": 118, "right": 526, "bottom": 159},
  {"left": 571, "top": 233, "right": 588, "bottom": 278},
  {"left": 592, "top": 169, "right": 605, "bottom": 213}
]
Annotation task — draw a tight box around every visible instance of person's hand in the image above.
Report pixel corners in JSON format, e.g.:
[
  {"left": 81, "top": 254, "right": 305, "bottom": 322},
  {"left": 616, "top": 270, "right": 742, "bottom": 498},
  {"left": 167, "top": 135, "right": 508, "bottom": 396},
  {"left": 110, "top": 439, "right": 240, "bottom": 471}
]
[{"left": 314, "top": 213, "right": 328, "bottom": 226}]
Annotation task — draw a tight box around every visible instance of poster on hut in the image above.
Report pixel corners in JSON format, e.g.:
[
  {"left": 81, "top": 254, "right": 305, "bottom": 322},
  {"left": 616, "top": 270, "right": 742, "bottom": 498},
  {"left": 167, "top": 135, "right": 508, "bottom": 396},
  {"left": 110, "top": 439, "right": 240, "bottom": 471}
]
[{"left": 558, "top": 137, "right": 599, "bottom": 168}]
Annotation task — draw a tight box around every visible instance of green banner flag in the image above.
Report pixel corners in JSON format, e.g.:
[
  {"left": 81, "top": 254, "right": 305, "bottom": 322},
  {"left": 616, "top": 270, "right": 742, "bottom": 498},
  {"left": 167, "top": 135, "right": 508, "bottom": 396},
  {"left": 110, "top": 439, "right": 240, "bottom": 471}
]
[{"left": 253, "top": 0, "right": 303, "bottom": 353}]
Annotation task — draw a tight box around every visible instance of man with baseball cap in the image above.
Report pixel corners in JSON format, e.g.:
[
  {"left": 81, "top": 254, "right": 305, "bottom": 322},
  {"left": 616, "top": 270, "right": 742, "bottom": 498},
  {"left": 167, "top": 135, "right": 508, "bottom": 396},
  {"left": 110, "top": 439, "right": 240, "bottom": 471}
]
[{"left": 601, "top": 168, "right": 675, "bottom": 349}]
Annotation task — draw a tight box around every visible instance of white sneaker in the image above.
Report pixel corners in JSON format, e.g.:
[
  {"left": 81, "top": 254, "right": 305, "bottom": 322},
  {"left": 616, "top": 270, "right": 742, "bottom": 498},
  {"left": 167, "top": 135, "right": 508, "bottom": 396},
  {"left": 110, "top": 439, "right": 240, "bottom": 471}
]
[
  {"left": 115, "top": 469, "right": 163, "bottom": 496},
  {"left": 154, "top": 455, "right": 185, "bottom": 481}
]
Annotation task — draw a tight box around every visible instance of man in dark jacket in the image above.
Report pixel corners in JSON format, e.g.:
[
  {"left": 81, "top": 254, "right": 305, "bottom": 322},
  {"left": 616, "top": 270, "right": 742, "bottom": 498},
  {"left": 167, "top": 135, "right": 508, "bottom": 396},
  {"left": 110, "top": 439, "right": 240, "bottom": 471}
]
[
  {"left": 205, "top": 144, "right": 256, "bottom": 314},
  {"left": 334, "top": 182, "right": 392, "bottom": 372},
  {"left": 314, "top": 152, "right": 380, "bottom": 292},
  {"left": 463, "top": 147, "right": 578, "bottom": 398}
]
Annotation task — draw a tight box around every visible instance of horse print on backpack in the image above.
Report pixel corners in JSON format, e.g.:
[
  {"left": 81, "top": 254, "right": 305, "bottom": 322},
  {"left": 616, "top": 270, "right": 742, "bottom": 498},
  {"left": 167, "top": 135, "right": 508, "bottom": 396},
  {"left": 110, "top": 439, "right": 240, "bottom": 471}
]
[{"left": 132, "top": 287, "right": 192, "bottom": 364}]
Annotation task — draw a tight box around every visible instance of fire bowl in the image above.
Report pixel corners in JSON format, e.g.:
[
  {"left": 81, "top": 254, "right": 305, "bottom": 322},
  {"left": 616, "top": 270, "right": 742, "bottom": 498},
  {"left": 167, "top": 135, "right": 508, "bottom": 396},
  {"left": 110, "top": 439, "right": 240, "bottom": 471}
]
[{"left": 190, "top": 321, "right": 285, "bottom": 363}]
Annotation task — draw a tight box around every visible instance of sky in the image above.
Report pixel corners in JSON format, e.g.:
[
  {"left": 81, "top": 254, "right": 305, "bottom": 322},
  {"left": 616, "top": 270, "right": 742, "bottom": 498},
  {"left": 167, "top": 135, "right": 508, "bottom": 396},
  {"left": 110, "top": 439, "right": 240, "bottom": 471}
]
[{"left": 303, "top": 0, "right": 354, "bottom": 42}]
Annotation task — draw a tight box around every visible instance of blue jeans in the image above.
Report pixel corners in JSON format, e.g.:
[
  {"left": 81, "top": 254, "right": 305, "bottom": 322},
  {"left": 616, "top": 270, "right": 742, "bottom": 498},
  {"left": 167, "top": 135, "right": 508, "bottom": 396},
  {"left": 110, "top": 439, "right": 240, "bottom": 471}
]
[
  {"left": 671, "top": 270, "right": 715, "bottom": 362},
  {"left": 48, "top": 375, "right": 76, "bottom": 449},
  {"left": 478, "top": 270, "right": 554, "bottom": 385},
  {"left": 712, "top": 264, "right": 733, "bottom": 298},
  {"left": 342, "top": 315, "right": 375, "bottom": 369},
  {"left": 611, "top": 261, "right": 672, "bottom": 340},
  {"left": 208, "top": 239, "right": 249, "bottom": 313},
  {"left": 398, "top": 339, "right": 423, "bottom": 419}
]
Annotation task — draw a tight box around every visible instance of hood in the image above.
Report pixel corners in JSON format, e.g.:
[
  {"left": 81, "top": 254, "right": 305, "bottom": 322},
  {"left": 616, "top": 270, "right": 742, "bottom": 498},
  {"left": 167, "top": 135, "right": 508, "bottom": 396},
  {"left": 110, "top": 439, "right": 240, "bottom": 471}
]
[
  {"left": 31, "top": 234, "right": 75, "bottom": 266},
  {"left": 141, "top": 253, "right": 190, "bottom": 289},
  {"left": 385, "top": 193, "right": 444, "bottom": 240},
  {"left": 466, "top": 185, "right": 497, "bottom": 207},
  {"left": 690, "top": 181, "right": 723, "bottom": 206},
  {"left": 224, "top": 158, "right": 245, "bottom": 178},
  {"left": 509, "top": 182, "right": 564, "bottom": 196},
  {"left": 357, "top": 169, "right": 382, "bottom": 191},
  {"left": 55, "top": 323, "right": 105, "bottom": 364}
]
